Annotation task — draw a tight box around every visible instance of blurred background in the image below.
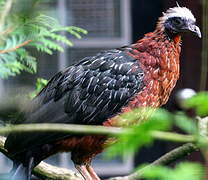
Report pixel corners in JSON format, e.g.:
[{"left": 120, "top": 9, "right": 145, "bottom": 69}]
[{"left": 0, "top": 0, "right": 205, "bottom": 179}]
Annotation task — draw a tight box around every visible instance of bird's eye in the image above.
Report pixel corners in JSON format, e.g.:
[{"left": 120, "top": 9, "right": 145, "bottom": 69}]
[{"left": 173, "top": 18, "right": 183, "bottom": 26}]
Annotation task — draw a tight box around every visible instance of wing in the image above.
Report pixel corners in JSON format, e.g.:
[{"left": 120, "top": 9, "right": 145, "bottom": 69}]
[{"left": 5, "top": 49, "right": 144, "bottom": 155}]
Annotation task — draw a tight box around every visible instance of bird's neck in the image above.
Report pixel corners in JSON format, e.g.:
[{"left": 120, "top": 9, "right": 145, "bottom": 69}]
[
  {"left": 132, "top": 29, "right": 181, "bottom": 57},
  {"left": 163, "top": 28, "right": 182, "bottom": 44},
  {"left": 172, "top": 34, "right": 181, "bottom": 44},
  {"left": 139, "top": 29, "right": 182, "bottom": 45}
]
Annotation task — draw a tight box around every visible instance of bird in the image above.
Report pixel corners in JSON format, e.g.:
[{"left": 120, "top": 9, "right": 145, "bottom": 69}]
[{"left": 4, "top": 6, "right": 201, "bottom": 180}]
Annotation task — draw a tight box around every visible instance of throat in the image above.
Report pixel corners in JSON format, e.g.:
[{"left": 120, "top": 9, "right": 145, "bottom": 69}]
[
  {"left": 173, "top": 34, "right": 181, "bottom": 44},
  {"left": 164, "top": 30, "right": 181, "bottom": 44}
]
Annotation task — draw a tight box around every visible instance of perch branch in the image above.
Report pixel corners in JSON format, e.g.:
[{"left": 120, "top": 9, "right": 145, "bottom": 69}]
[
  {"left": 0, "top": 123, "right": 124, "bottom": 136},
  {"left": 0, "top": 124, "right": 203, "bottom": 144},
  {"left": 33, "top": 162, "right": 82, "bottom": 180}
]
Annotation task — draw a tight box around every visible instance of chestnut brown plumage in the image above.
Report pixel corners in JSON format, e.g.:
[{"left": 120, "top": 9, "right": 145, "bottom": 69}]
[{"left": 5, "top": 6, "right": 201, "bottom": 180}]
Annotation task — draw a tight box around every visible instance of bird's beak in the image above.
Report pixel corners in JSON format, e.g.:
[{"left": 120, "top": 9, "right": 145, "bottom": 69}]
[{"left": 187, "top": 24, "right": 201, "bottom": 38}]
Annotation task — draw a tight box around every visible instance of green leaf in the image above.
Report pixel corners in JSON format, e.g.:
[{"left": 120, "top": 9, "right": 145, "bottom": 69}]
[
  {"left": 185, "top": 92, "right": 208, "bottom": 116},
  {"left": 29, "top": 78, "right": 48, "bottom": 98},
  {"left": 140, "top": 165, "right": 172, "bottom": 180},
  {"left": 0, "top": 1, "right": 87, "bottom": 79},
  {"left": 141, "top": 162, "right": 204, "bottom": 180},
  {"left": 45, "top": 32, "right": 73, "bottom": 46},
  {"left": 38, "top": 38, "right": 64, "bottom": 52},
  {"left": 29, "top": 42, "right": 53, "bottom": 55},
  {"left": 105, "top": 108, "right": 172, "bottom": 158},
  {"left": 33, "top": 14, "right": 60, "bottom": 29},
  {"left": 174, "top": 112, "right": 198, "bottom": 134},
  {"left": 36, "top": 78, "right": 48, "bottom": 92},
  {"left": 52, "top": 26, "right": 88, "bottom": 36}
]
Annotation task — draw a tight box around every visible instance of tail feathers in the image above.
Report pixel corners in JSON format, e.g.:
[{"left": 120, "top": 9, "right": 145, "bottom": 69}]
[{"left": 10, "top": 158, "right": 34, "bottom": 180}]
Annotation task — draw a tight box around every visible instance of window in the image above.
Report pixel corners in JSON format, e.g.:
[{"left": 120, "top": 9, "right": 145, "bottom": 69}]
[{"left": 0, "top": 0, "right": 133, "bottom": 176}]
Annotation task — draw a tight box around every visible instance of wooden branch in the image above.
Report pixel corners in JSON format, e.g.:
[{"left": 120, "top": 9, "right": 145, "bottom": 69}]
[
  {"left": 108, "top": 143, "right": 199, "bottom": 180},
  {"left": 0, "top": 40, "right": 32, "bottom": 54},
  {"left": 33, "top": 162, "right": 82, "bottom": 180},
  {"left": 0, "top": 123, "right": 204, "bottom": 144},
  {"left": 0, "top": 136, "right": 82, "bottom": 180},
  {"left": 150, "top": 131, "right": 195, "bottom": 143},
  {"left": 0, "top": 123, "right": 124, "bottom": 136}
]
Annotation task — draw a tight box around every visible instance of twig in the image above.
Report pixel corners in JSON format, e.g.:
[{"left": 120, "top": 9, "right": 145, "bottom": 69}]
[
  {"left": 0, "top": 123, "right": 124, "bottom": 136},
  {"left": 0, "top": 40, "right": 32, "bottom": 54},
  {"left": 0, "top": 136, "right": 82, "bottom": 180},
  {"left": 108, "top": 143, "right": 199, "bottom": 180},
  {"left": 150, "top": 131, "right": 195, "bottom": 143},
  {"left": 0, "top": 123, "right": 205, "bottom": 144}
]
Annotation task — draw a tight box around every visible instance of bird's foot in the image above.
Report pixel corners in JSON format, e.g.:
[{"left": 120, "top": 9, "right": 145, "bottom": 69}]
[
  {"left": 75, "top": 164, "right": 101, "bottom": 180},
  {"left": 86, "top": 165, "right": 101, "bottom": 180},
  {"left": 75, "top": 165, "right": 93, "bottom": 180}
]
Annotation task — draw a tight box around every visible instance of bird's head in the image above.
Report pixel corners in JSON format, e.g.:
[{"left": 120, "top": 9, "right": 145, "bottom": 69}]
[{"left": 158, "top": 6, "right": 201, "bottom": 39}]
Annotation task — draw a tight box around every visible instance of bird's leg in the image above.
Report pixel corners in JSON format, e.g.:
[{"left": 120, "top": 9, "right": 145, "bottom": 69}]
[
  {"left": 75, "top": 164, "right": 92, "bottom": 180},
  {"left": 86, "top": 165, "right": 101, "bottom": 180}
]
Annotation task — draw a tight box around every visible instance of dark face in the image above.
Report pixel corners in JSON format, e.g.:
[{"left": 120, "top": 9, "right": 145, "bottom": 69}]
[{"left": 164, "top": 17, "right": 201, "bottom": 38}]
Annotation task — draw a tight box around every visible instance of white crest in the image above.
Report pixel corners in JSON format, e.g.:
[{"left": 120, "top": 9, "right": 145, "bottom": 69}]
[
  {"left": 158, "top": 6, "right": 196, "bottom": 28},
  {"left": 176, "top": 2, "right": 180, "bottom": 7}
]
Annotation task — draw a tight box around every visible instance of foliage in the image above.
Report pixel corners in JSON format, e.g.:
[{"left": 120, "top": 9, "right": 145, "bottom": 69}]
[
  {"left": 185, "top": 92, "right": 208, "bottom": 116},
  {"left": 174, "top": 112, "right": 198, "bottom": 134},
  {"left": 106, "top": 107, "right": 201, "bottom": 158},
  {"left": 106, "top": 109, "right": 172, "bottom": 158},
  {"left": 29, "top": 78, "right": 48, "bottom": 98},
  {"left": 140, "top": 162, "right": 204, "bottom": 180},
  {"left": 0, "top": 0, "right": 87, "bottom": 78},
  {"left": 103, "top": 91, "right": 208, "bottom": 179}
]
